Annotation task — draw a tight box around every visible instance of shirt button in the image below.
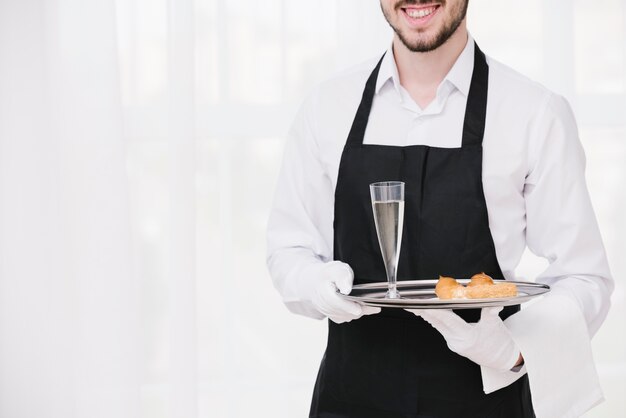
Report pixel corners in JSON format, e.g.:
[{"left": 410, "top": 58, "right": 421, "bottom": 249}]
[{"left": 414, "top": 118, "right": 423, "bottom": 126}]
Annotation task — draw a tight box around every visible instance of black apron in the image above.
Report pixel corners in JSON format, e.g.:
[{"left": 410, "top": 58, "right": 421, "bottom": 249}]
[{"left": 309, "top": 44, "right": 535, "bottom": 418}]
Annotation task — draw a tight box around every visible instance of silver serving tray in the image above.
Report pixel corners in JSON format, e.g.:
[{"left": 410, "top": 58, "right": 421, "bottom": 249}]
[{"left": 339, "top": 279, "right": 550, "bottom": 309}]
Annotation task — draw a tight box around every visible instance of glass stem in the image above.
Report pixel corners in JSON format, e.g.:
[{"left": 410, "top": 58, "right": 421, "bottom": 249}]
[{"left": 387, "top": 268, "right": 399, "bottom": 299}]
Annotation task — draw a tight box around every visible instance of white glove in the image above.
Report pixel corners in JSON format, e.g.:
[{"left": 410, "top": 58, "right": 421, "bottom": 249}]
[
  {"left": 407, "top": 307, "right": 521, "bottom": 371},
  {"left": 308, "top": 261, "right": 381, "bottom": 324}
]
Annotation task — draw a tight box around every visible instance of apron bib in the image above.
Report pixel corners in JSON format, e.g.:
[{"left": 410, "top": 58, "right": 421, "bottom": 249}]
[{"left": 309, "top": 44, "right": 535, "bottom": 418}]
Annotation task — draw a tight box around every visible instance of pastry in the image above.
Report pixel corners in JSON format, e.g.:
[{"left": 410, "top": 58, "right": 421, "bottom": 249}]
[
  {"left": 435, "top": 275, "right": 466, "bottom": 299},
  {"left": 464, "top": 282, "right": 517, "bottom": 299},
  {"left": 435, "top": 273, "right": 517, "bottom": 299},
  {"left": 467, "top": 272, "right": 494, "bottom": 287}
]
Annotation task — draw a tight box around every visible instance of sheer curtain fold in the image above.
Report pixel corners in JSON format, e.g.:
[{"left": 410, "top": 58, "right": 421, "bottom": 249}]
[
  {"left": 0, "top": 1, "right": 139, "bottom": 417},
  {"left": 167, "top": 0, "right": 198, "bottom": 417}
]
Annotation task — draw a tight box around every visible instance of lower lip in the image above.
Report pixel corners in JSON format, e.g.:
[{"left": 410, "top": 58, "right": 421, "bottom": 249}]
[{"left": 401, "top": 6, "right": 440, "bottom": 28}]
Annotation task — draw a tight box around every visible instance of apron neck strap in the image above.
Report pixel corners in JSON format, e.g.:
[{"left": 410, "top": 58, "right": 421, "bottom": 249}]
[
  {"left": 461, "top": 44, "right": 489, "bottom": 147},
  {"left": 345, "top": 54, "right": 385, "bottom": 147}
]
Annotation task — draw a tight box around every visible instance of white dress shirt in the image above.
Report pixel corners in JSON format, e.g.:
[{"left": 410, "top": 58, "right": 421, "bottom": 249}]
[{"left": 266, "top": 35, "right": 613, "bottom": 418}]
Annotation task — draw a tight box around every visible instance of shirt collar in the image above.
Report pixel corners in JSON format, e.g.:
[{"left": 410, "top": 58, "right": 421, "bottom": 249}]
[
  {"left": 445, "top": 34, "right": 474, "bottom": 96},
  {"left": 375, "top": 45, "right": 402, "bottom": 95},
  {"left": 375, "top": 33, "right": 475, "bottom": 97}
]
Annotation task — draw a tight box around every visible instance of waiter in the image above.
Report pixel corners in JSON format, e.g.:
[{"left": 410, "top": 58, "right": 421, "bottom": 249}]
[{"left": 266, "top": 1, "right": 613, "bottom": 417}]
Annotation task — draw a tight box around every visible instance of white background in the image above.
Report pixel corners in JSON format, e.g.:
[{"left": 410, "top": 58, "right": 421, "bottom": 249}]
[{"left": 0, "top": 0, "right": 625, "bottom": 417}]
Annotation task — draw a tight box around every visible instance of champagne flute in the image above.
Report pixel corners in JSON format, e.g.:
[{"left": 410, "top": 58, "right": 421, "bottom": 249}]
[{"left": 370, "top": 181, "right": 405, "bottom": 299}]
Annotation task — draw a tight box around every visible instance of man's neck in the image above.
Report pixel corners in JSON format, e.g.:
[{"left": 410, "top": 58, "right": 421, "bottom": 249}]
[{"left": 393, "top": 23, "right": 468, "bottom": 109}]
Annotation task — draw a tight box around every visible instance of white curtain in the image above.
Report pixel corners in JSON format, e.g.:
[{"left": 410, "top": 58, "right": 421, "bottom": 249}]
[
  {"left": 0, "top": 0, "right": 624, "bottom": 417},
  {"left": 0, "top": 0, "right": 139, "bottom": 417}
]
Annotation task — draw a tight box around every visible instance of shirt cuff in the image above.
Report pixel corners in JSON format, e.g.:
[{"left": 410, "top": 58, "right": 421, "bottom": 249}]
[
  {"left": 481, "top": 363, "right": 526, "bottom": 394},
  {"left": 271, "top": 252, "right": 327, "bottom": 320},
  {"left": 510, "top": 362, "right": 524, "bottom": 373}
]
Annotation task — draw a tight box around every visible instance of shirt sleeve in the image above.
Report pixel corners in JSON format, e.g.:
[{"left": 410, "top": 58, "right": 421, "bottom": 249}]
[
  {"left": 266, "top": 92, "right": 335, "bottom": 319},
  {"left": 524, "top": 94, "right": 614, "bottom": 335},
  {"left": 480, "top": 93, "right": 614, "bottom": 417}
]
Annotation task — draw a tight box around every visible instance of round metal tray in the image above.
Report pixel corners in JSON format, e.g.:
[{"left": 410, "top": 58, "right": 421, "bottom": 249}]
[{"left": 339, "top": 279, "right": 550, "bottom": 309}]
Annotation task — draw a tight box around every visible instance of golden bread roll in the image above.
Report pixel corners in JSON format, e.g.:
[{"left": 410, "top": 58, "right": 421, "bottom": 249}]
[
  {"left": 435, "top": 276, "right": 465, "bottom": 299},
  {"left": 468, "top": 272, "right": 494, "bottom": 287}
]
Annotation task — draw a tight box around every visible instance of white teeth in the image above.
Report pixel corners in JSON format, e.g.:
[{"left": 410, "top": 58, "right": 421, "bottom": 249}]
[{"left": 406, "top": 7, "right": 435, "bottom": 18}]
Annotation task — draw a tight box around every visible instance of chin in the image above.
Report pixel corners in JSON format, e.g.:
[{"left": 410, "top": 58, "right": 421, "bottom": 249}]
[
  {"left": 397, "top": 23, "right": 441, "bottom": 42},
  {"left": 397, "top": 33, "right": 439, "bottom": 52}
]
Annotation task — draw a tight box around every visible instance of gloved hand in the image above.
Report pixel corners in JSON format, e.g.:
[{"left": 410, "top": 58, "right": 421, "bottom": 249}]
[
  {"left": 308, "top": 261, "right": 381, "bottom": 324},
  {"left": 406, "top": 307, "right": 520, "bottom": 371}
]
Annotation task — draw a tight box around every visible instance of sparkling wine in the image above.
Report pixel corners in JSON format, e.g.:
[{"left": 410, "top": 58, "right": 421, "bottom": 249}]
[{"left": 372, "top": 200, "right": 405, "bottom": 296}]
